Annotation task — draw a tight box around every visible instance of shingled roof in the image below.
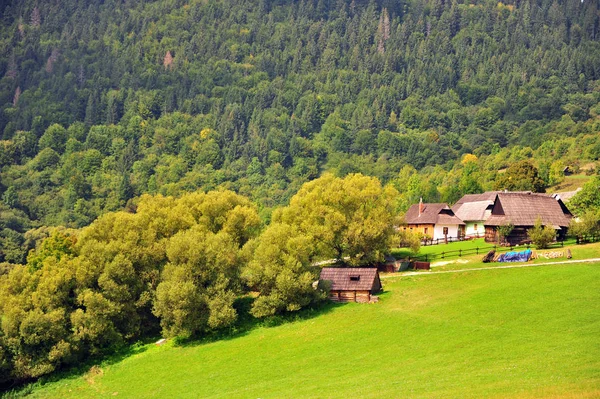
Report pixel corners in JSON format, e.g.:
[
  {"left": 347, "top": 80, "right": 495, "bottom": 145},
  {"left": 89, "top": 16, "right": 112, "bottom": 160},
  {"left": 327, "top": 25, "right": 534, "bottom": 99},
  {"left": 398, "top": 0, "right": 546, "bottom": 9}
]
[
  {"left": 405, "top": 203, "right": 464, "bottom": 225},
  {"left": 551, "top": 188, "right": 581, "bottom": 202},
  {"left": 452, "top": 200, "right": 494, "bottom": 222},
  {"left": 484, "top": 192, "right": 573, "bottom": 228},
  {"left": 319, "top": 268, "right": 381, "bottom": 292},
  {"left": 453, "top": 192, "right": 502, "bottom": 205}
]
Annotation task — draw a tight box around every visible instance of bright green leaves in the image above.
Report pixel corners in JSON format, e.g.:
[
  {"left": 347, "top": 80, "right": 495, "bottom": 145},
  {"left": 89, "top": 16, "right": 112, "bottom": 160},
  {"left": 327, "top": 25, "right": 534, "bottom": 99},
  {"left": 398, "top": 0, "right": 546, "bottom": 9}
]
[
  {"left": 155, "top": 227, "right": 244, "bottom": 338},
  {"left": 244, "top": 173, "right": 399, "bottom": 317},
  {"left": 276, "top": 173, "right": 399, "bottom": 266},
  {"left": 0, "top": 189, "right": 261, "bottom": 382},
  {"left": 1, "top": 178, "right": 399, "bottom": 381},
  {"left": 494, "top": 160, "right": 546, "bottom": 193},
  {"left": 527, "top": 218, "right": 557, "bottom": 249}
]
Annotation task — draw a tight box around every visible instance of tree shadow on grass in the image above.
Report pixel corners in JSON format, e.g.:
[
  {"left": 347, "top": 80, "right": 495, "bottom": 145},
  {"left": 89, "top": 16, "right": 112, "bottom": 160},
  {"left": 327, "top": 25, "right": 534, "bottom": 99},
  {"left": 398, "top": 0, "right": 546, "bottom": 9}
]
[
  {"left": 1, "top": 339, "right": 152, "bottom": 398},
  {"left": 1, "top": 299, "right": 345, "bottom": 398},
  {"left": 376, "top": 289, "right": 392, "bottom": 301},
  {"left": 176, "top": 297, "right": 345, "bottom": 347}
]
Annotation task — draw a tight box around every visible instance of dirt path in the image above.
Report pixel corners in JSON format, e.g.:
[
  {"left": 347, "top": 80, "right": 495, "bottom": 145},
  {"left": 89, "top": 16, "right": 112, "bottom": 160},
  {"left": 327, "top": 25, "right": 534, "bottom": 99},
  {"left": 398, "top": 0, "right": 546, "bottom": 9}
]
[{"left": 381, "top": 258, "right": 600, "bottom": 278}]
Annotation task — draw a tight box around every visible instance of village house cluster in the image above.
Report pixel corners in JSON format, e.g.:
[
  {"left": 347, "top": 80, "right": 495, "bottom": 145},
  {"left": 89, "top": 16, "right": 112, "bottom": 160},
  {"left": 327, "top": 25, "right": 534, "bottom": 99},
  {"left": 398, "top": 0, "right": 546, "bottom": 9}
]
[
  {"left": 319, "top": 191, "right": 575, "bottom": 304},
  {"left": 403, "top": 191, "right": 573, "bottom": 246}
]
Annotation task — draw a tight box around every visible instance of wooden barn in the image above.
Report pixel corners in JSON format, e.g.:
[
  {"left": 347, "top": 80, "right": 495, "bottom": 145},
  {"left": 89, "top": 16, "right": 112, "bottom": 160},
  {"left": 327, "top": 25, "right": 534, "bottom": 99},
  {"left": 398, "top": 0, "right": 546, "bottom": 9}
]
[
  {"left": 484, "top": 192, "right": 573, "bottom": 245},
  {"left": 319, "top": 268, "right": 382, "bottom": 303}
]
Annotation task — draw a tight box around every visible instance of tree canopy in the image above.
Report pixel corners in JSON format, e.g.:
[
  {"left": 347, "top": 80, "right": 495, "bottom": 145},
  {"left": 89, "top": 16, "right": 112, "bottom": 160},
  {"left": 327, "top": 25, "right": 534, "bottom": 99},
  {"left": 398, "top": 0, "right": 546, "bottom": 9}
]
[
  {"left": 0, "top": 190, "right": 262, "bottom": 384},
  {"left": 494, "top": 160, "right": 546, "bottom": 193},
  {"left": 0, "top": 0, "right": 599, "bottom": 261},
  {"left": 275, "top": 173, "right": 399, "bottom": 265},
  {"left": 1, "top": 0, "right": 600, "bottom": 386}
]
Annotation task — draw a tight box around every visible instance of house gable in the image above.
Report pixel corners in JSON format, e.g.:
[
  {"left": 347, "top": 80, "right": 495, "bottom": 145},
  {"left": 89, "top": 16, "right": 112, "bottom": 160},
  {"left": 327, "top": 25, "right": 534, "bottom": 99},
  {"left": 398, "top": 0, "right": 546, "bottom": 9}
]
[
  {"left": 485, "top": 193, "right": 572, "bottom": 228},
  {"left": 492, "top": 194, "right": 505, "bottom": 216},
  {"left": 482, "top": 192, "right": 574, "bottom": 244}
]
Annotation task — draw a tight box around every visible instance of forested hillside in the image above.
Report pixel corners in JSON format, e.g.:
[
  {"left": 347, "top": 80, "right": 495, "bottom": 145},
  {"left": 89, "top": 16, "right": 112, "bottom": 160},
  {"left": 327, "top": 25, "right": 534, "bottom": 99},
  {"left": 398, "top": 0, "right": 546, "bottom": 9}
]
[{"left": 1, "top": 0, "right": 600, "bottom": 264}]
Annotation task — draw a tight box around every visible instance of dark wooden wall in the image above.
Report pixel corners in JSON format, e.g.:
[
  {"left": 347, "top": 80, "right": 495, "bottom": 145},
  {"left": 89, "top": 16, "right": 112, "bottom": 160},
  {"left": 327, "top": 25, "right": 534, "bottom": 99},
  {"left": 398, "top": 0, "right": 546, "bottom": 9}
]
[{"left": 330, "top": 290, "right": 371, "bottom": 303}]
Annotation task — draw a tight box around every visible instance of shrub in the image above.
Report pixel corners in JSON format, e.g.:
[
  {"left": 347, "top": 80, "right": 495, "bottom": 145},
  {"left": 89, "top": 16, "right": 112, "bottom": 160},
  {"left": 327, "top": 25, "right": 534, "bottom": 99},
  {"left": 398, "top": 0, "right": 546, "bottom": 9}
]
[
  {"left": 497, "top": 223, "right": 514, "bottom": 245},
  {"left": 397, "top": 229, "right": 421, "bottom": 254},
  {"left": 527, "top": 218, "right": 556, "bottom": 249},
  {"left": 569, "top": 209, "right": 600, "bottom": 240}
]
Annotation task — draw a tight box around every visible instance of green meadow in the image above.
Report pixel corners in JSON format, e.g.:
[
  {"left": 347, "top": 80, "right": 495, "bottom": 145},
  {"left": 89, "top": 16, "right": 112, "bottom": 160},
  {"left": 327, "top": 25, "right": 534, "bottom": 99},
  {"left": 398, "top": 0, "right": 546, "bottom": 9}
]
[
  {"left": 18, "top": 261, "right": 600, "bottom": 399},
  {"left": 393, "top": 239, "right": 600, "bottom": 272}
]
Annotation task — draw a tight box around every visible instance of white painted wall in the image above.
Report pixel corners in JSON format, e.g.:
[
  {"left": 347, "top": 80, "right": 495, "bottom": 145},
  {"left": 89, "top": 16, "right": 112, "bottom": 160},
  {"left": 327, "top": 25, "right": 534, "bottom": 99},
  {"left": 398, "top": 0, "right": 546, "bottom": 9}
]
[
  {"left": 464, "top": 221, "right": 485, "bottom": 238},
  {"left": 433, "top": 224, "right": 461, "bottom": 240}
]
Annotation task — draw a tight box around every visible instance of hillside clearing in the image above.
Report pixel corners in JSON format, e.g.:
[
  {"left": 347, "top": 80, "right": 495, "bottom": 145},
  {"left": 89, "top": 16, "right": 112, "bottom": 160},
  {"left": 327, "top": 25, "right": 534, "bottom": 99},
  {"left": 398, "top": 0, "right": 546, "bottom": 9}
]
[{"left": 19, "top": 263, "right": 600, "bottom": 399}]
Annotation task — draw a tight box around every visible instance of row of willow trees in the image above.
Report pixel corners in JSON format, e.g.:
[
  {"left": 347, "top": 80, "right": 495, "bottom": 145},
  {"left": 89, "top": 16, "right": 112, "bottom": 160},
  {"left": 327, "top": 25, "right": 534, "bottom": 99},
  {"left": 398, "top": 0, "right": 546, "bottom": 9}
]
[{"left": 0, "top": 173, "right": 399, "bottom": 387}]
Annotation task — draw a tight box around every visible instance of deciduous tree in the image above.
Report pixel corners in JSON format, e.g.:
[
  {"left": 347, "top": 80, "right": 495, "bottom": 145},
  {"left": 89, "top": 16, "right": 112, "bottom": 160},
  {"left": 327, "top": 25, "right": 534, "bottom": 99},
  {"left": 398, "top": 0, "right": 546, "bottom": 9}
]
[{"left": 494, "top": 161, "right": 546, "bottom": 193}]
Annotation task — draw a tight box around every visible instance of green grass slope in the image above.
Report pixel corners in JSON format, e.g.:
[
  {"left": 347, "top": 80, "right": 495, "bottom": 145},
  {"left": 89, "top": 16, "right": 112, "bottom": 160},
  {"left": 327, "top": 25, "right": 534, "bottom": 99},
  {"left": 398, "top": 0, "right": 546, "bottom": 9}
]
[
  {"left": 393, "top": 240, "right": 600, "bottom": 272},
  {"left": 24, "top": 264, "right": 600, "bottom": 399}
]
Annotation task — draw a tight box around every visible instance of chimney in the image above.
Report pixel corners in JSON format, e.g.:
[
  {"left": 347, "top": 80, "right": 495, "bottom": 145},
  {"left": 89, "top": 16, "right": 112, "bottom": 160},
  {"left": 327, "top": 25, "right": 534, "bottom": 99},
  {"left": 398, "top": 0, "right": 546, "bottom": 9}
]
[{"left": 418, "top": 197, "right": 424, "bottom": 216}]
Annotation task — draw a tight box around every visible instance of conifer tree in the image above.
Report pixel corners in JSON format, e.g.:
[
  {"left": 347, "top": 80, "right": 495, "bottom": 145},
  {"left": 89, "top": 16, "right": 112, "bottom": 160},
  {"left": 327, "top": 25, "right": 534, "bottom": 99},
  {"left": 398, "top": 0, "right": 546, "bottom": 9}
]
[
  {"left": 12, "top": 87, "right": 21, "bottom": 106},
  {"left": 30, "top": 6, "right": 40, "bottom": 27}
]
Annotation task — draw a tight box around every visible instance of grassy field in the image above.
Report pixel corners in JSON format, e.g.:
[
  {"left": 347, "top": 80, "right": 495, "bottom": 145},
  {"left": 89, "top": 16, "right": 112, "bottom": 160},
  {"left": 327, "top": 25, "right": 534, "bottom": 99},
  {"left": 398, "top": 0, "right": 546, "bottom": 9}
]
[
  {"left": 16, "top": 260, "right": 600, "bottom": 398},
  {"left": 392, "top": 238, "right": 512, "bottom": 259},
  {"left": 391, "top": 238, "right": 483, "bottom": 259},
  {"left": 392, "top": 239, "right": 600, "bottom": 271},
  {"left": 548, "top": 173, "right": 593, "bottom": 192},
  {"left": 403, "top": 241, "right": 600, "bottom": 273}
]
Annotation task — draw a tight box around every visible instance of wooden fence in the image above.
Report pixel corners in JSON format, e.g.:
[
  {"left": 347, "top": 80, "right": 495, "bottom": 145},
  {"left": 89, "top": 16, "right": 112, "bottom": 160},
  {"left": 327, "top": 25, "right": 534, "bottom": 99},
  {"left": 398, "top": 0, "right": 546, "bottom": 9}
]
[
  {"left": 575, "top": 235, "right": 600, "bottom": 244},
  {"left": 420, "top": 236, "right": 466, "bottom": 246},
  {"left": 410, "top": 240, "right": 567, "bottom": 263}
]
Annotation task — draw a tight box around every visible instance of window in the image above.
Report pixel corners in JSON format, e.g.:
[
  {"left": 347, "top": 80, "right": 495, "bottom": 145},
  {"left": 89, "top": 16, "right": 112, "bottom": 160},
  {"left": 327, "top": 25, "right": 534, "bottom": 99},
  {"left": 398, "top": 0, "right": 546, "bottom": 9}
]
[
  {"left": 474, "top": 224, "right": 478, "bottom": 231},
  {"left": 443, "top": 227, "right": 448, "bottom": 235},
  {"left": 349, "top": 275, "right": 360, "bottom": 281},
  {"left": 424, "top": 227, "right": 428, "bottom": 234}
]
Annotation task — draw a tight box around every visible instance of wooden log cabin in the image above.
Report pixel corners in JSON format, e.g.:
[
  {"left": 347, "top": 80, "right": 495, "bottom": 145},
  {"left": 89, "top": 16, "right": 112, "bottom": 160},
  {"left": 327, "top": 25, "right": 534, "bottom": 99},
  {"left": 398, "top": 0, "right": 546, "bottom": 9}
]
[
  {"left": 483, "top": 192, "right": 573, "bottom": 245},
  {"left": 319, "top": 268, "right": 382, "bottom": 303}
]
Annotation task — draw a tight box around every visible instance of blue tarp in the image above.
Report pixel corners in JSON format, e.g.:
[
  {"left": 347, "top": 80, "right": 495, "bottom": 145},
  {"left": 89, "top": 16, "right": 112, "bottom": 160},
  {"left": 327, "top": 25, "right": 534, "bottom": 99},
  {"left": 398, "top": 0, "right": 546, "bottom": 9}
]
[{"left": 497, "top": 249, "right": 532, "bottom": 263}]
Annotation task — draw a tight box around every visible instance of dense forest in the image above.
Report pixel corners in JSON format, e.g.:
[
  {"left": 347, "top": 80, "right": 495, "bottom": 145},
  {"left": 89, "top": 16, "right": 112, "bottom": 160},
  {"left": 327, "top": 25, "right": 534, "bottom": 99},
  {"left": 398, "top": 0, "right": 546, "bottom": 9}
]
[
  {"left": 1, "top": 0, "right": 600, "bottom": 263},
  {"left": 1, "top": 0, "right": 600, "bottom": 387}
]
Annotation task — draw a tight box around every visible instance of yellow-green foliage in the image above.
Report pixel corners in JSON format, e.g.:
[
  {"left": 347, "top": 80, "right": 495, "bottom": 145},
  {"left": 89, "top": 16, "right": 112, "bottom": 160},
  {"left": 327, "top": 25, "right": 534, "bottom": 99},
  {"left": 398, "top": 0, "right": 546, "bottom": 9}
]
[
  {"left": 243, "top": 173, "right": 399, "bottom": 317},
  {"left": 527, "top": 218, "right": 557, "bottom": 249},
  {"left": 275, "top": 173, "right": 399, "bottom": 266},
  {"left": 0, "top": 174, "right": 400, "bottom": 385},
  {"left": 0, "top": 190, "right": 261, "bottom": 384}
]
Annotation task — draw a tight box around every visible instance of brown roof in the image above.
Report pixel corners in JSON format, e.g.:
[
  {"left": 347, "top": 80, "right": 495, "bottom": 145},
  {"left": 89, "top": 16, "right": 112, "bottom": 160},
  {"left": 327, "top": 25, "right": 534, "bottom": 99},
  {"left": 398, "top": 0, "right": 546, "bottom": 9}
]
[
  {"left": 551, "top": 188, "right": 581, "bottom": 202},
  {"left": 452, "top": 200, "right": 494, "bottom": 222},
  {"left": 453, "top": 191, "right": 534, "bottom": 206},
  {"left": 405, "top": 203, "right": 465, "bottom": 225},
  {"left": 319, "top": 268, "right": 381, "bottom": 292},
  {"left": 453, "top": 192, "right": 502, "bottom": 205},
  {"left": 484, "top": 193, "right": 572, "bottom": 227},
  {"left": 453, "top": 191, "right": 536, "bottom": 222}
]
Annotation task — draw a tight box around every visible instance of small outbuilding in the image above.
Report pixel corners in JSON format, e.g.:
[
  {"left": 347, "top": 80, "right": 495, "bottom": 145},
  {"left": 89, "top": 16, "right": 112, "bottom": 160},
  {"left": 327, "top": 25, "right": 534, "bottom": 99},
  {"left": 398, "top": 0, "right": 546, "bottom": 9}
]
[
  {"left": 319, "top": 268, "right": 382, "bottom": 303},
  {"left": 378, "top": 255, "right": 400, "bottom": 273}
]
